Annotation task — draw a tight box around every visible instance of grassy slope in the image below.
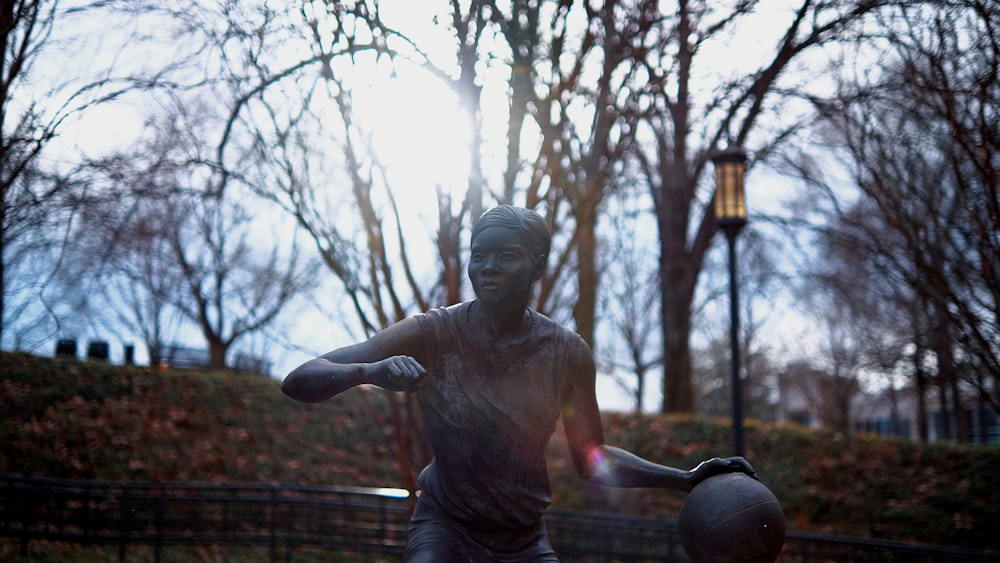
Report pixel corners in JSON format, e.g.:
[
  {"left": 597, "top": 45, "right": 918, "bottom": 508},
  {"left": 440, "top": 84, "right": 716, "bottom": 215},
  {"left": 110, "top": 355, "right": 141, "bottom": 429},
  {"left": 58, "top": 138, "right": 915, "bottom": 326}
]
[
  {"left": 2, "top": 352, "right": 998, "bottom": 550},
  {"left": 0, "top": 352, "right": 399, "bottom": 486}
]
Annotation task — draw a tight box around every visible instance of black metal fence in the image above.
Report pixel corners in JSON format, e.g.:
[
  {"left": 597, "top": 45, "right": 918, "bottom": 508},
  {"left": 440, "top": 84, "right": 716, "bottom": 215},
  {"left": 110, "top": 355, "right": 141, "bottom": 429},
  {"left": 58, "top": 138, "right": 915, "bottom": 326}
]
[{"left": 2, "top": 474, "right": 996, "bottom": 562}]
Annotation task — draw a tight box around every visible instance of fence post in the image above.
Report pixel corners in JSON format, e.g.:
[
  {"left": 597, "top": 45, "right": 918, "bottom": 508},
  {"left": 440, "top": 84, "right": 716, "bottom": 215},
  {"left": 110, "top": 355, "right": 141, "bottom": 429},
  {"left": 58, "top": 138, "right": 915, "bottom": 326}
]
[
  {"left": 14, "top": 480, "right": 30, "bottom": 557},
  {"left": 118, "top": 485, "right": 130, "bottom": 562},
  {"left": 270, "top": 487, "right": 282, "bottom": 563},
  {"left": 155, "top": 486, "right": 165, "bottom": 563}
]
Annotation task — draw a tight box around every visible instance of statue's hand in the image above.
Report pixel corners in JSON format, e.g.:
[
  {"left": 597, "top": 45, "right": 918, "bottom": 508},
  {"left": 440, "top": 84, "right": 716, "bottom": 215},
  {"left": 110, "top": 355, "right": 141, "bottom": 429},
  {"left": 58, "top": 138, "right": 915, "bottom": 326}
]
[
  {"left": 687, "top": 456, "right": 757, "bottom": 491},
  {"left": 365, "top": 356, "right": 428, "bottom": 392}
]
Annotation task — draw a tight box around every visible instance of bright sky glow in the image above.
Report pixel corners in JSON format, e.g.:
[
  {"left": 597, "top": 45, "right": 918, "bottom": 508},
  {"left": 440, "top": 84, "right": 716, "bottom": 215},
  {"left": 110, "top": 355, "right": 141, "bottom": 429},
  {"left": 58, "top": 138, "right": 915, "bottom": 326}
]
[{"left": 352, "top": 64, "right": 474, "bottom": 215}]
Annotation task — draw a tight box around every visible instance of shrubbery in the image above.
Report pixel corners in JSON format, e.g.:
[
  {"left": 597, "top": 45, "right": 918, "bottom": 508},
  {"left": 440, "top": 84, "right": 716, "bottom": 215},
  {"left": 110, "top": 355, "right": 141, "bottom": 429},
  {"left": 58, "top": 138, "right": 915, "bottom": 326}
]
[
  {"left": 554, "top": 413, "right": 1000, "bottom": 550},
  {"left": 2, "top": 352, "right": 997, "bottom": 550}
]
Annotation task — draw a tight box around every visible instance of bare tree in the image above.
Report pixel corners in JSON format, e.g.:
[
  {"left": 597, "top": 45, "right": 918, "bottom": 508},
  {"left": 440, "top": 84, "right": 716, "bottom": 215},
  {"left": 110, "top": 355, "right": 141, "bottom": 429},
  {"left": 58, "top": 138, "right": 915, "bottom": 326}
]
[
  {"left": 818, "top": 305, "right": 866, "bottom": 431},
  {"left": 168, "top": 195, "right": 311, "bottom": 370},
  {"left": 693, "top": 226, "right": 781, "bottom": 421},
  {"left": 626, "top": 0, "right": 905, "bottom": 413},
  {"left": 59, "top": 85, "right": 318, "bottom": 369},
  {"left": 1, "top": 1, "right": 65, "bottom": 345},
  {"left": 100, "top": 212, "right": 182, "bottom": 366},
  {"left": 597, "top": 194, "right": 661, "bottom": 412},
  {"left": 53, "top": 149, "right": 186, "bottom": 364},
  {"left": 794, "top": 0, "right": 999, "bottom": 441},
  {"left": 500, "top": 0, "right": 648, "bottom": 346},
  {"left": 0, "top": 1, "right": 188, "bottom": 346},
  {"left": 1, "top": 1, "right": 96, "bottom": 345}
]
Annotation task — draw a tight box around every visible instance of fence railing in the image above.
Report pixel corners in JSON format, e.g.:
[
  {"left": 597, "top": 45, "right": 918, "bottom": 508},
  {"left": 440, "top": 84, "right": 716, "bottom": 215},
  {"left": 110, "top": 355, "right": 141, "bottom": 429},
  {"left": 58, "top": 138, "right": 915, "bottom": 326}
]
[
  {"left": 2, "top": 474, "right": 996, "bottom": 562},
  {"left": 1, "top": 474, "right": 410, "bottom": 561}
]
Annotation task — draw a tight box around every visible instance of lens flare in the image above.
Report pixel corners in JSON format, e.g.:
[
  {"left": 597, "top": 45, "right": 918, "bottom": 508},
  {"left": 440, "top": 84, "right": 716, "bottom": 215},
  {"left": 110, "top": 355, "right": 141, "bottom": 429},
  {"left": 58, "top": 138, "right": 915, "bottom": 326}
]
[{"left": 587, "top": 447, "right": 616, "bottom": 486}]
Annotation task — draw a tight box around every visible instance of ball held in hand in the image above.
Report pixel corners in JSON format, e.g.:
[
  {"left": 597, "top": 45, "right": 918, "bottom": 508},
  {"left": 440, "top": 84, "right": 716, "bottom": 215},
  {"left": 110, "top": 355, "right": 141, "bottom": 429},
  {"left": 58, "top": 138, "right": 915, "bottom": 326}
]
[{"left": 678, "top": 472, "right": 785, "bottom": 563}]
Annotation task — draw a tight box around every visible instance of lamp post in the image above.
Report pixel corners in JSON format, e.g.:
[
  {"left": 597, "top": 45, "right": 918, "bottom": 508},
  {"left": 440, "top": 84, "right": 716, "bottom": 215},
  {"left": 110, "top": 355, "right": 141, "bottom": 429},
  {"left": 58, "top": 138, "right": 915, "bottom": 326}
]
[{"left": 712, "top": 146, "right": 748, "bottom": 457}]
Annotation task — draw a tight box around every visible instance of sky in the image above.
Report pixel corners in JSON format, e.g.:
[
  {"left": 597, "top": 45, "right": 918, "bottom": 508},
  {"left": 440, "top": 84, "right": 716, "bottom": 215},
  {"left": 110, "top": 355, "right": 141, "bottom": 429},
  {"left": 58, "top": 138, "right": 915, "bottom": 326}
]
[{"left": 18, "top": 0, "right": 836, "bottom": 413}]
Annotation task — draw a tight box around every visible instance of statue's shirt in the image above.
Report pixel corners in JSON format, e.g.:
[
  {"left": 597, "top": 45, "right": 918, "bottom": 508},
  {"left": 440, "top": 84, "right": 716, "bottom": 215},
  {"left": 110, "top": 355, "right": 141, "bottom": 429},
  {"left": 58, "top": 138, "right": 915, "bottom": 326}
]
[{"left": 414, "top": 302, "right": 579, "bottom": 531}]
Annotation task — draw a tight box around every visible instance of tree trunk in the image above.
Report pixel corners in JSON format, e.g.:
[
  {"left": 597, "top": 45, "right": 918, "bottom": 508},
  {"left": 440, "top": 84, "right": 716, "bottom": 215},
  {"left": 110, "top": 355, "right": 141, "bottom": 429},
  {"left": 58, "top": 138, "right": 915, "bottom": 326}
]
[
  {"left": 659, "top": 223, "right": 697, "bottom": 413},
  {"left": 208, "top": 338, "right": 227, "bottom": 370},
  {"left": 0, "top": 213, "right": 4, "bottom": 346},
  {"left": 916, "top": 363, "right": 928, "bottom": 442},
  {"left": 949, "top": 368, "right": 966, "bottom": 442},
  {"left": 572, "top": 204, "right": 599, "bottom": 348},
  {"left": 933, "top": 302, "right": 966, "bottom": 442},
  {"left": 936, "top": 370, "right": 951, "bottom": 441},
  {"left": 437, "top": 204, "right": 463, "bottom": 307},
  {"left": 0, "top": 0, "right": 13, "bottom": 346},
  {"left": 888, "top": 383, "right": 899, "bottom": 436},
  {"left": 148, "top": 341, "right": 162, "bottom": 367}
]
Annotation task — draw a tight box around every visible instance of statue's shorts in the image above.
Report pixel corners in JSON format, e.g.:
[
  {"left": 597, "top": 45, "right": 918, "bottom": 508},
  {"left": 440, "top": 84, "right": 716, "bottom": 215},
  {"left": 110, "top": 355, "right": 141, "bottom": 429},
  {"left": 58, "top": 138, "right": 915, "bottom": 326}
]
[{"left": 403, "top": 492, "right": 560, "bottom": 562}]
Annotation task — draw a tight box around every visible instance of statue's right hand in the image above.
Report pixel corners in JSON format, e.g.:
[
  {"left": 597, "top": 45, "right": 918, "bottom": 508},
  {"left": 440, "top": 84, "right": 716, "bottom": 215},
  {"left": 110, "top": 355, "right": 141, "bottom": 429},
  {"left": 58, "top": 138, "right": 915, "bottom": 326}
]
[{"left": 364, "top": 356, "right": 428, "bottom": 392}]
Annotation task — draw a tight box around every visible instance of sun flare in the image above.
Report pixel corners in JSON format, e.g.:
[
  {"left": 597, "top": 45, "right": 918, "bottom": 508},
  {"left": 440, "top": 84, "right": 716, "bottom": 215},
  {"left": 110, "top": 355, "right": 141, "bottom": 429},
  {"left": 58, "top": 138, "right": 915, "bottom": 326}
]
[{"left": 354, "top": 66, "right": 473, "bottom": 216}]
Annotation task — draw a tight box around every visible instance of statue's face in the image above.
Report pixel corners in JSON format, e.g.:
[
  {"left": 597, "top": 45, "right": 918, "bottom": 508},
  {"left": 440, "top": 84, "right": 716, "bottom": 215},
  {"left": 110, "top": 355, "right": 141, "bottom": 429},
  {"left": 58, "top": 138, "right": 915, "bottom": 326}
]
[{"left": 468, "top": 225, "right": 541, "bottom": 306}]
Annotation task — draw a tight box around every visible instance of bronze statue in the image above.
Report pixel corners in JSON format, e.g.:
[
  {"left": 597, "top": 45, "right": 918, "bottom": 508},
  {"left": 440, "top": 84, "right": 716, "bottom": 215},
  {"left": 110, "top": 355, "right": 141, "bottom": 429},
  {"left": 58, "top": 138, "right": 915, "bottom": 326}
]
[{"left": 282, "top": 205, "right": 754, "bottom": 562}]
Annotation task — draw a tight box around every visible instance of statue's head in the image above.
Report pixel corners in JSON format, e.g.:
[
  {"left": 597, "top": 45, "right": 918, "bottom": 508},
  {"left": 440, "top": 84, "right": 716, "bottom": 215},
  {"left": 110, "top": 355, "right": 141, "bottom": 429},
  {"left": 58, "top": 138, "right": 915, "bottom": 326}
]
[
  {"left": 471, "top": 205, "right": 551, "bottom": 265},
  {"left": 468, "top": 206, "right": 550, "bottom": 304}
]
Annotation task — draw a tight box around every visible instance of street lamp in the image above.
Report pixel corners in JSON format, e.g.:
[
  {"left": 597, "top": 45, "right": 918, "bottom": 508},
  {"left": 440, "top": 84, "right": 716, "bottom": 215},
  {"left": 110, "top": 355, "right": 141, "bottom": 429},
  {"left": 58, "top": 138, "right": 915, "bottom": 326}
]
[{"left": 712, "top": 146, "right": 748, "bottom": 457}]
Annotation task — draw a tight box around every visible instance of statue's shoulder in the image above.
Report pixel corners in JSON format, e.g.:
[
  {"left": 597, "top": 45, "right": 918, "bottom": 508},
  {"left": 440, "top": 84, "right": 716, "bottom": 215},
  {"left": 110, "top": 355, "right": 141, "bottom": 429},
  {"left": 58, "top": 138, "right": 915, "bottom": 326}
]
[
  {"left": 529, "top": 310, "right": 590, "bottom": 351},
  {"left": 417, "top": 301, "right": 471, "bottom": 328}
]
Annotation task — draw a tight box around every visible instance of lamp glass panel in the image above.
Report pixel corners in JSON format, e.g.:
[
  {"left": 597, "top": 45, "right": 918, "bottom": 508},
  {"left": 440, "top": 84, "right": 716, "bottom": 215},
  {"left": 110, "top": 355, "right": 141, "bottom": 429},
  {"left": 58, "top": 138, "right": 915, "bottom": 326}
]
[{"left": 715, "top": 163, "right": 746, "bottom": 221}]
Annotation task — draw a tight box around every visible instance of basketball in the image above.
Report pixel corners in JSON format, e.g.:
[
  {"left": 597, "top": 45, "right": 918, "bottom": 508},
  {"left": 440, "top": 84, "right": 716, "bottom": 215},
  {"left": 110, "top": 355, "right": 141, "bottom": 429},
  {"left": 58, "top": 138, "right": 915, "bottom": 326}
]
[{"left": 678, "top": 472, "right": 785, "bottom": 563}]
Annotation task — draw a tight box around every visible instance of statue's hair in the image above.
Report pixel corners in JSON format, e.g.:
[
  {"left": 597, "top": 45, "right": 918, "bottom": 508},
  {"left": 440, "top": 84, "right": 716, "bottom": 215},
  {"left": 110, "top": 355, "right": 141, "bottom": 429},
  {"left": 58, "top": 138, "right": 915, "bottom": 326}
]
[{"left": 471, "top": 205, "right": 551, "bottom": 261}]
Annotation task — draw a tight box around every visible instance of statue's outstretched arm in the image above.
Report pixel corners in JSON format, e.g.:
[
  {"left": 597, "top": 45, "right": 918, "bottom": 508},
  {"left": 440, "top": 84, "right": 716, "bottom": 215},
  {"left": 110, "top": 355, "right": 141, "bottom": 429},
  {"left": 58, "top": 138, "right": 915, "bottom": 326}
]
[{"left": 281, "top": 317, "right": 427, "bottom": 402}]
